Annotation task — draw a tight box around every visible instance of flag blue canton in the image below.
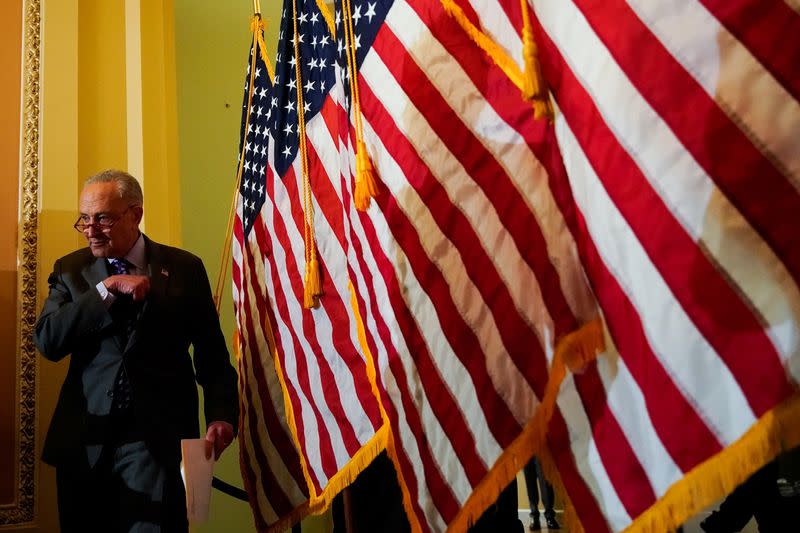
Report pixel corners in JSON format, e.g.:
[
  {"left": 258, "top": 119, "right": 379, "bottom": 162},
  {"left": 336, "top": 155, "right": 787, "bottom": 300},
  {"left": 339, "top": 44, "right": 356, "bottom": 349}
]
[
  {"left": 333, "top": 0, "right": 391, "bottom": 109},
  {"left": 238, "top": 0, "right": 338, "bottom": 236},
  {"left": 238, "top": 41, "right": 273, "bottom": 236}
]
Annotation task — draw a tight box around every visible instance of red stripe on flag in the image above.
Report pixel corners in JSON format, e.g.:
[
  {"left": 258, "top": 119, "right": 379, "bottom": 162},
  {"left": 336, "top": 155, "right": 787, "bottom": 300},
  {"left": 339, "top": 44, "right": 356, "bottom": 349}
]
[
  {"left": 700, "top": 0, "right": 800, "bottom": 100},
  {"left": 338, "top": 112, "right": 460, "bottom": 526},
  {"left": 309, "top": 102, "right": 352, "bottom": 256},
  {"left": 248, "top": 230, "right": 312, "bottom": 493},
  {"left": 536, "top": 21, "right": 796, "bottom": 417},
  {"left": 234, "top": 271, "right": 271, "bottom": 529},
  {"left": 238, "top": 401, "right": 271, "bottom": 531},
  {"left": 570, "top": 0, "right": 800, "bottom": 296},
  {"left": 450, "top": 0, "right": 481, "bottom": 28},
  {"left": 574, "top": 368, "right": 658, "bottom": 518},
  {"left": 245, "top": 230, "right": 311, "bottom": 491},
  {"left": 353, "top": 206, "right": 465, "bottom": 525},
  {"left": 252, "top": 192, "right": 339, "bottom": 488},
  {"left": 360, "top": 195, "right": 495, "bottom": 485},
  {"left": 276, "top": 155, "right": 379, "bottom": 453},
  {"left": 573, "top": 206, "right": 724, "bottom": 470},
  {"left": 548, "top": 409, "right": 613, "bottom": 533},
  {"left": 390, "top": 0, "right": 580, "bottom": 343},
  {"left": 240, "top": 241, "right": 299, "bottom": 516},
  {"left": 411, "top": 1, "right": 585, "bottom": 269},
  {"left": 304, "top": 122, "right": 387, "bottom": 432},
  {"left": 330, "top": 124, "right": 445, "bottom": 525},
  {"left": 359, "top": 80, "right": 528, "bottom": 451}
]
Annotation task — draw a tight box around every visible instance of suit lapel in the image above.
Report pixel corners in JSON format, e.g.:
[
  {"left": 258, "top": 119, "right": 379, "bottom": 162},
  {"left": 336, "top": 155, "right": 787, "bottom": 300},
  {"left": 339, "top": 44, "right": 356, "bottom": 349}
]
[
  {"left": 81, "top": 254, "right": 110, "bottom": 289},
  {"left": 125, "top": 236, "right": 169, "bottom": 352},
  {"left": 82, "top": 256, "right": 126, "bottom": 352},
  {"left": 145, "top": 236, "right": 169, "bottom": 304}
]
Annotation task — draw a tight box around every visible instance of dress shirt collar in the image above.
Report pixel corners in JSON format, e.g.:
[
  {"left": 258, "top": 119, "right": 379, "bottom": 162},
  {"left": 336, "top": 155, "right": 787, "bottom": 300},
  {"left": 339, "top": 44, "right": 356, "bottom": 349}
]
[{"left": 108, "top": 232, "right": 146, "bottom": 273}]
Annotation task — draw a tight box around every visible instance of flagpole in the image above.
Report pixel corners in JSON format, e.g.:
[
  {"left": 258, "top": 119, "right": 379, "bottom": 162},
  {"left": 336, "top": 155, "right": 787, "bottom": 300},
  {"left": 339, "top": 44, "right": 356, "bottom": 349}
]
[{"left": 253, "top": 0, "right": 261, "bottom": 15}]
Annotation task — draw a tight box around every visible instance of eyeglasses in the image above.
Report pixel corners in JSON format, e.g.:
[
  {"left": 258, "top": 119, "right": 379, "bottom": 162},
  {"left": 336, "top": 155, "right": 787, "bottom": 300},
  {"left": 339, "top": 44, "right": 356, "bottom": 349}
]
[{"left": 73, "top": 206, "right": 136, "bottom": 233}]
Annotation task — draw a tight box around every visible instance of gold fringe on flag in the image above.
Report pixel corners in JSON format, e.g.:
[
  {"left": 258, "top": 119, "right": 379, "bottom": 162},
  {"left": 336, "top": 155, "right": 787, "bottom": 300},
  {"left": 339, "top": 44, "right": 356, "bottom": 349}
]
[
  {"left": 347, "top": 282, "right": 423, "bottom": 532},
  {"left": 624, "top": 394, "right": 800, "bottom": 533},
  {"left": 439, "top": 0, "right": 553, "bottom": 121},
  {"left": 437, "top": 312, "right": 800, "bottom": 533},
  {"left": 258, "top": 278, "right": 393, "bottom": 523},
  {"left": 342, "top": 0, "right": 381, "bottom": 211},
  {"left": 443, "top": 317, "right": 605, "bottom": 533},
  {"left": 314, "top": 0, "right": 336, "bottom": 37}
]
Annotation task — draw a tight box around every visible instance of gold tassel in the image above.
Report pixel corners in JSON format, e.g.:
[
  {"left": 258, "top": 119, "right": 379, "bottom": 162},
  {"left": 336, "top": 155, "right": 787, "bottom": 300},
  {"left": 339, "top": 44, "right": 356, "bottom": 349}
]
[
  {"left": 343, "top": 0, "right": 381, "bottom": 211},
  {"left": 533, "top": 99, "right": 554, "bottom": 121},
  {"left": 519, "top": 0, "right": 554, "bottom": 121},
  {"left": 303, "top": 250, "right": 322, "bottom": 309},
  {"left": 354, "top": 140, "right": 379, "bottom": 211},
  {"left": 291, "top": 0, "right": 324, "bottom": 308},
  {"left": 521, "top": 26, "right": 542, "bottom": 100}
]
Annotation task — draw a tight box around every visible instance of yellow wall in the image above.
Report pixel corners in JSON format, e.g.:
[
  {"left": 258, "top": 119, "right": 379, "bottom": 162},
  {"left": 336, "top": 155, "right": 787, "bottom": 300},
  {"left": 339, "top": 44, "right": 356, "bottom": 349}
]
[
  {"left": 22, "top": 1, "right": 331, "bottom": 531},
  {"left": 173, "top": 2, "right": 253, "bottom": 531},
  {"left": 77, "top": 0, "right": 128, "bottom": 178},
  {"left": 27, "top": 0, "right": 182, "bottom": 531},
  {"left": 141, "top": 0, "right": 182, "bottom": 245},
  {"left": 34, "top": 1, "right": 82, "bottom": 530},
  {"left": 0, "top": 0, "right": 23, "bottom": 507}
]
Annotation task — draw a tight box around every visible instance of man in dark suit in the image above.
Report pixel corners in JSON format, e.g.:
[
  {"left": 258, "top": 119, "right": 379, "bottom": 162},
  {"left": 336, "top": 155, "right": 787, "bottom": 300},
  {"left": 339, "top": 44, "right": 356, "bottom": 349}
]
[{"left": 34, "top": 169, "right": 239, "bottom": 532}]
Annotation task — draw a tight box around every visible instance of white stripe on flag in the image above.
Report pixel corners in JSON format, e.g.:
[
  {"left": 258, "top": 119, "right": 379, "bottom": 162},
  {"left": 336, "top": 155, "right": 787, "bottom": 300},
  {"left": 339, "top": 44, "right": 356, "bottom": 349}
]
[
  {"left": 387, "top": 0, "right": 597, "bottom": 325},
  {"left": 536, "top": 0, "right": 800, "bottom": 370},
  {"left": 626, "top": 0, "right": 800, "bottom": 185},
  {"left": 361, "top": 47, "right": 542, "bottom": 427},
  {"left": 595, "top": 328, "right": 683, "bottom": 498},
  {"left": 557, "top": 374, "right": 632, "bottom": 532},
  {"left": 554, "top": 117, "right": 757, "bottom": 444},
  {"left": 259, "top": 177, "right": 333, "bottom": 485}
]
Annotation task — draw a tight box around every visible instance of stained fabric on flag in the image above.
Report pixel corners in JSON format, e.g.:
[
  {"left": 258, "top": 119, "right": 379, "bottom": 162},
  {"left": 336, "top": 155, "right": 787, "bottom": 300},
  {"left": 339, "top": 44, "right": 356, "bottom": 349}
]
[
  {"left": 331, "top": 0, "right": 605, "bottom": 531},
  {"left": 232, "top": 10, "right": 387, "bottom": 532},
  {"left": 439, "top": 1, "right": 800, "bottom": 532},
  {"left": 237, "top": 0, "right": 607, "bottom": 531}
]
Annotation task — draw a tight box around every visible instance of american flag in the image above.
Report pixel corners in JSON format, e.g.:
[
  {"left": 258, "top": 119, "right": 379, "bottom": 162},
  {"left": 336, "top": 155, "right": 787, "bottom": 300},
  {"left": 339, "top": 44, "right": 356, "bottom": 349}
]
[
  {"left": 232, "top": 4, "right": 385, "bottom": 530},
  {"left": 234, "top": 0, "right": 800, "bottom": 532},
  {"left": 452, "top": 0, "right": 800, "bottom": 531},
  {"left": 329, "top": 0, "right": 603, "bottom": 531}
]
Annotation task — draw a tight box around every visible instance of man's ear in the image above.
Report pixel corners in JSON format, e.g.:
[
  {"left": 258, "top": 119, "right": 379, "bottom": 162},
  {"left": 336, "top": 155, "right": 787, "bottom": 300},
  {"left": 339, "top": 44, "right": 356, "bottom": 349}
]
[{"left": 132, "top": 205, "right": 144, "bottom": 224}]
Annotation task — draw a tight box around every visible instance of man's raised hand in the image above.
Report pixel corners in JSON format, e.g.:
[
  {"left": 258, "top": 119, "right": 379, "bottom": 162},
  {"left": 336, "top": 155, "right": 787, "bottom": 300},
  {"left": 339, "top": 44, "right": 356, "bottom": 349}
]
[{"left": 103, "top": 275, "right": 150, "bottom": 301}]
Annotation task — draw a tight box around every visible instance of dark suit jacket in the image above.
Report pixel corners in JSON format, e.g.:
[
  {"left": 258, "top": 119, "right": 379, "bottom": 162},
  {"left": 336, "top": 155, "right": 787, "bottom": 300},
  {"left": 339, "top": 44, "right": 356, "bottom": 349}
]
[{"left": 34, "top": 235, "right": 239, "bottom": 467}]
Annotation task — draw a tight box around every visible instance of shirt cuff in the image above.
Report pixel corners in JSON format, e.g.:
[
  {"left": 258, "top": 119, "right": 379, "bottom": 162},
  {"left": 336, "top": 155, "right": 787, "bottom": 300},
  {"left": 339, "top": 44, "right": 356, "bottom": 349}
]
[{"left": 96, "top": 280, "right": 116, "bottom": 307}]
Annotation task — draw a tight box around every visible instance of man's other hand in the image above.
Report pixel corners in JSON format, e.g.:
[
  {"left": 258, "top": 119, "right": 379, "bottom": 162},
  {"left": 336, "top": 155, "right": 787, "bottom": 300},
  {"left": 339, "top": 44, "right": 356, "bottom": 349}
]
[
  {"left": 103, "top": 275, "right": 150, "bottom": 301},
  {"left": 205, "top": 421, "right": 235, "bottom": 460}
]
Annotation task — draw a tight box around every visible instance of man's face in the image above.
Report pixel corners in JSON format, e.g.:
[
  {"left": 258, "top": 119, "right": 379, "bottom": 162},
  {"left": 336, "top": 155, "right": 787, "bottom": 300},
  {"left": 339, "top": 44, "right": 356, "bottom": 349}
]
[{"left": 78, "top": 182, "right": 142, "bottom": 258}]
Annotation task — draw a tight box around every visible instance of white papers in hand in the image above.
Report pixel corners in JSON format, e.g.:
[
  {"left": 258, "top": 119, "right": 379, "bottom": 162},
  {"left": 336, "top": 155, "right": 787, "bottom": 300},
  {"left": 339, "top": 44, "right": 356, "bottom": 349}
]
[{"left": 181, "top": 438, "right": 215, "bottom": 524}]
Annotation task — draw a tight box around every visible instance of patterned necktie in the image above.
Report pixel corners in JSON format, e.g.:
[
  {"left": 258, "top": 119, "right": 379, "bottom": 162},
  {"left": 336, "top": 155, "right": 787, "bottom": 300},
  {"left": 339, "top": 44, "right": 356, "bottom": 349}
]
[
  {"left": 109, "top": 257, "right": 130, "bottom": 275},
  {"left": 109, "top": 257, "right": 133, "bottom": 412}
]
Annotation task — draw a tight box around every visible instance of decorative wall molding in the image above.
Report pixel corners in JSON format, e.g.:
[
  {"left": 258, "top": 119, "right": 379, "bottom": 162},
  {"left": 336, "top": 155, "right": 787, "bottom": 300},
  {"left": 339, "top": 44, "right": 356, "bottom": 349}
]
[{"left": 0, "top": 0, "right": 40, "bottom": 525}]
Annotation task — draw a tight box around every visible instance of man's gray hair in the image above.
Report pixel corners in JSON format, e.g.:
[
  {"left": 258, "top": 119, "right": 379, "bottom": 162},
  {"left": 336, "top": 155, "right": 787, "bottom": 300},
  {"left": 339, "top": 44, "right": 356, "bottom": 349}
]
[{"left": 85, "top": 169, "right": 144, "bottom": 206}]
